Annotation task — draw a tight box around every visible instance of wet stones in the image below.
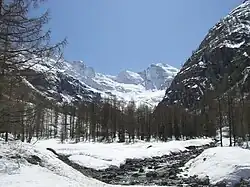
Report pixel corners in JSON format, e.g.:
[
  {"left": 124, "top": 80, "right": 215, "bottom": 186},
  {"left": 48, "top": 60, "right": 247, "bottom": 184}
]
[
  {"left": 26, "top": 155, "right": 42, "bottom": 165},
  {"left": 132, "top": 172, "right": 139, "bottom": 177},
  {"left": 147, "top": 145, "right": 153, "bottom": 149},
  {"left": 232, "top": 179, "right": 250, "bottom": 187},
  {"left": 185, "top": 145, "right": 198, "bottom": 150},
  {"left": 95, "top": 143, "right": 216, "bottom": 186},
  {"left": 146, "top": 171, "right": 158, "bottom": 178},
  {"left": 139, "top": 168, "right": 144, "bottom": 173},
  {"left": 52, "top": 143, "right": 217, "bottom": 186},
  {"left": 10, "top": 155, "right": 22, "bottom": 159},
  {"left": 46, "top": 148, "right": 58, "bottom": 156}
]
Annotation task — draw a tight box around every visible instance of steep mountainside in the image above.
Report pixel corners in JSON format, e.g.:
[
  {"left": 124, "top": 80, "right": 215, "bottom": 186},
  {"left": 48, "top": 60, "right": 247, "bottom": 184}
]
[
  {"left": 22, "top": 58, "right": 178, "bottom": 106},
  {"left": 160, "top": 1, "right": 250, "bottom": 108}
]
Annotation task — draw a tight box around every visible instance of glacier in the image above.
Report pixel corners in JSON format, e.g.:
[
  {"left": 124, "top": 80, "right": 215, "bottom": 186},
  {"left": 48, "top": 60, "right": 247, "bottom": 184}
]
[{"left": 26, "top": 58, "right": 179, "bottom": 107}]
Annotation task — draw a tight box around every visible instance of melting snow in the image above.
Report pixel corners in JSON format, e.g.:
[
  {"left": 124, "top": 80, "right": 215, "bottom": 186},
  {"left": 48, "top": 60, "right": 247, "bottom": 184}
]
[
  {"left": 244, "top": 52, "right": 249, "bottom": 57},
  {"left": 36, "top": 138, "right": 213, "bottom": 170},
  {"left": 1, "top": 140, "right": 173, "bottom": 187},
  {"left": 181, "top": 147, "right": 250, "bottom": 186},
  {"left": 224, "top": 40, "right": 245, "bottom": 49},
  {"left": 198, "top": 61, "right": 205, "bottom": 67},
  {"left": 2, "top": 137, "right": 250, "bottom": 187},
  {"left": 0, "top": 141, "right": 110, "bottom": 187},
  {"left": 191, "top": 85, "right": 198, "bottom": 89}
]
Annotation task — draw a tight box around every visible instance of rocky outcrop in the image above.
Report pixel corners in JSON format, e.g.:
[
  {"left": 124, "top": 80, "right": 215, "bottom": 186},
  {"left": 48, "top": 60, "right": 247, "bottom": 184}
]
[
  {"left": 22, "top": 67, "right": 101, "bottom": 104},
  {"left": 21, "top": 58, "right": 178, "bottom": 106},
  {"left": 48, "top": 143, "right": 216, "bottom": 186},
  {"left": 160, "top": 1, "right": 250, "bottom": 109},
  {"left": 138, "top": 63, "right": 178, "bottom": 90}
]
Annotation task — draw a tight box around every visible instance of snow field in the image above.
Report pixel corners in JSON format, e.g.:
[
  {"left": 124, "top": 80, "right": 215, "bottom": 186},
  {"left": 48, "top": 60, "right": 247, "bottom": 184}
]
[
  {"left": 0, "top": 141, "right": 110, "bottom": 187},
  {"left": 36, "top": 138, "right": 213, "bottom": 170},
  {"left": 181, "top": 147, "right": 250, "bottom": 186},
  {"left": 3, "top": 137, "right": 250, "bottom": 187},
  {"left": 3, "top": 138, "right": 211, "bottom": 187}
]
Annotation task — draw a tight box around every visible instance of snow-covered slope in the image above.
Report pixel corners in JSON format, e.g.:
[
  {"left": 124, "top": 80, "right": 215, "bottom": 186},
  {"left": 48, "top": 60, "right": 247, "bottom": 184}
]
[
  {"left": 0, "top": 141, "right": 109, "bottom": 187},
  {"left": 25, "top": 58, "right": 178, "bottom": 106},
  {"left": 181, "top": 147, "right": 250, "bottom": 186},
  {"left": 65, "top": 61, "right": 178, "bottom": 106},
  {"left": 36, "top": 138, "right": 212, "bottom": 170},
  {"left": 159, "top": 1, "right": 250, "bottom": 108},
  {"left": 0, "top": 140, "right": 172, "bottom": 187}
]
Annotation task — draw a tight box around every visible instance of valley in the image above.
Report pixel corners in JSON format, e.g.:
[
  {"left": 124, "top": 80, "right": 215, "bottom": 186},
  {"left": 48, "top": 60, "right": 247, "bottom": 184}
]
[
  {"left": 0, "top": 0, "right": 250, "bottom": 187},
  {"left": 24, "top": 59, "right": 178, "bottom": 107}
]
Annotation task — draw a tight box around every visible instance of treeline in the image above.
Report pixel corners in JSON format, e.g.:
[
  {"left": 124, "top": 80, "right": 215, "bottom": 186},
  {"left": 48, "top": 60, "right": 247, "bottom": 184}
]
[
  {"left": 3, "top": 90, "right": 250, "bottom": 145},
  {"left": 215, "top": 92, "right": 250, "bottom": 147},
  {"left": 0, "top": 95, "right": 215, "bottom": 143},
  {"left": 1, "top": 0, "right": 250, "bottom": 145},
  {"left": 0, "top": 0, "right": 65, "bottom": 141}
]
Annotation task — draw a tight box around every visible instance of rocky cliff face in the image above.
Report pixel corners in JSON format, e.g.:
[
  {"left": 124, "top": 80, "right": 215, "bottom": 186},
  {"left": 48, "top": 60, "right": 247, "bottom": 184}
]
[
  {"left": 138, "top": 63, "right": 178, "bottom": 90},
  {"left": 20, "top": 59, "right": 101, "bottom": 104},
  {"left": 21, "top": 57, "right": 178, "bottom": 106},
  {"left": 160, "top": 1, "right": 250, "bottom": 108}
]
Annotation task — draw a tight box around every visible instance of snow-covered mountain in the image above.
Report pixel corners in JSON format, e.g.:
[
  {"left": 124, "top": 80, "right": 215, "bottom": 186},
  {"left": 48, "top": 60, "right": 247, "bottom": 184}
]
[
  {"left": 23, "top": 58, "right": 178, "bottom": 107},
  {"left": 159, "top": 1, "right": 250, "bottom": 108}
]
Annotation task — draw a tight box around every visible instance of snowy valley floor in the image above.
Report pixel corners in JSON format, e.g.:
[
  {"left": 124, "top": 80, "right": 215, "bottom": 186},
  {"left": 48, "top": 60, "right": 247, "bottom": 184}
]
[
  {"left": 1, "top": 139, "right": 167, "bottom": 187},
  {"left": 1, "top": 138, "right": 250, "bottom": 187}
]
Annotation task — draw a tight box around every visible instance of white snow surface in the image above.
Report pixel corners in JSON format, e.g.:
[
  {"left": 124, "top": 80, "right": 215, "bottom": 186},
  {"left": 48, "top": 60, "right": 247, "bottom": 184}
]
[
  {"left": 168, "top": 1, "right": 250, "bottom": 103},
  {"left": 0, "top": 140, "right": 170, "bottom": 187},
  {"left": 181, "top": 147, "right": 250, "bottom": 186},
  {"left": 27, "top": 58, "right": 178, "bottom": 106},
  {"left": 0, "top": 141, "right": 107, "bottom": 187},
  {"left": 67, "top": 61, "right": 178, "bottom": 106},
  {"left": 223, "top": 40, "right": 245, "bottom": 49},
  {"left": 116, "top": 70, "right": 144, "bottom": 85},
  {"left": 3, "top": 138, "right": 250, "bottom": 186},
  {"left": 179, "top": 126, "right": 250, "bottom": 186},
  {"left": 36, "top": 138, "right": 213, "bottom": 170}
]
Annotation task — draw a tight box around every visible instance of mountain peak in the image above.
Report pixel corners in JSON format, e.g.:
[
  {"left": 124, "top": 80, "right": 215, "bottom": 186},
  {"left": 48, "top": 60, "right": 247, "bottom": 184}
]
[
  {"left": 27, "top": 55, "right": 179, "bottom": 106},
  {"left": 159, "top": 0, "right": 250, "bottom": 108},
  {"left": 116, "top": 70, "right": 143, "bottom": 85},
  {"left": 152, "top": 62, "right": 171, "bottom": 67}
]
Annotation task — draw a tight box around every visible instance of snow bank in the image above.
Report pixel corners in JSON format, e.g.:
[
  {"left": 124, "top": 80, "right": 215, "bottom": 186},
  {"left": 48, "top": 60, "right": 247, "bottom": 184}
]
[
  {"left": 0, "top": 164, "right": 86, "bottom": 187},
  {"left": 0, "top": 140, "right": 173, "bottom": 187},
  {"left": 224, "top": 40, "right": 245, "bottom": 49},
  {"left": 116, "top": 70, "right": 143, "bottom": 85},
  {"left": 36, "top": 138, "right": 213, "bottom": 170},
  {"left": 0, "top": 141, "right": 110, "bottom": 187},
  {"left": 181, "top": 147, "right": 250, "bottom": 186}
]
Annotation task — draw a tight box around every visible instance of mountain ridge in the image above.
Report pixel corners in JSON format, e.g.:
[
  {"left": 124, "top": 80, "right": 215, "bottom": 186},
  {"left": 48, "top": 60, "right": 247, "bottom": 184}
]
[
  {"left": 159, "top": 0, "right": 250, "bottom": 109},
  {"left": 23, "top": 57, "right": 179, "bottom": 107}
]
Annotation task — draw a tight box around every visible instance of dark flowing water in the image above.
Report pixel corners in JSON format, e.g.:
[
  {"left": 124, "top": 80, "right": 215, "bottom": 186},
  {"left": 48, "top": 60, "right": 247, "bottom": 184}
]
[
  {"left": 47, "top": 143, "right": 219, "bottom": 186},
  {"left": 46, "top": 142, "right": 250, "bottom": 186}
]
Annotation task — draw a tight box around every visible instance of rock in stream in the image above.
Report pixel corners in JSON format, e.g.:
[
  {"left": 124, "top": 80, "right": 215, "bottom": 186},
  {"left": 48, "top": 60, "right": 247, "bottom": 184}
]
[
  {"left": 47, "top": 142, "right": 250, "bottom": 186},
  {"left": 47, "top": 143, "right": 220, "bottom": 186}
]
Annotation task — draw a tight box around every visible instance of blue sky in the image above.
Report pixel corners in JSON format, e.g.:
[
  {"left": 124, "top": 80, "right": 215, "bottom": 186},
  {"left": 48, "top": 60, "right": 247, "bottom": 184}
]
[{"left": 40, "top": 0, "right": 240, "bottom": 75}]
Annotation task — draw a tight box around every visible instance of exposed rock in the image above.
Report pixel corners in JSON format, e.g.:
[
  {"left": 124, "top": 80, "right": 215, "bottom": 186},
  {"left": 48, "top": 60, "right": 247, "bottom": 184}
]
[
  {"left": 19, "top": 57, "right": 179, "bottom": 107},
  {"left": 139, "top": 168, "right": 144, "bottom": 173},
  {"left": 158, "top": 1, "right": 250, "bottom": 109},
  {"left": 147, "top": 145, "right": 153, "bottom": 149},
  {"left": 215, "top": 181, "right": 227, "bottom": 187},
  {"left": 26, "top": 155, "right": 42, "bottom": 165},
  {"left": 186, "top": 145, "right": 198, "bottom": 150},
  {"left": 49, "top": 142, "right": 217, "bottom": 186},
  {"left": 146, "top": 171, "right": 158, "bottom": 178},
  {"left": 46, "top": 148, "right": 59, "bottom": 156},
  {"left": 10, "top": 155, "right": 21, "bottom": 159},
  {"left": 132, "top": 173, "right": 139, "bottom": 177}
]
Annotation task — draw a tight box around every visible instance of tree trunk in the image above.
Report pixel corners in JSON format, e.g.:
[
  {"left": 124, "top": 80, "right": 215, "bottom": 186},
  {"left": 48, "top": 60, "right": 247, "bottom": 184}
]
[
  {"left": 218, "top": 98, "right": 223, "bottom": 147},
  {"left": 228, "top": 95, "right": 232, "bottom": 147}
]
